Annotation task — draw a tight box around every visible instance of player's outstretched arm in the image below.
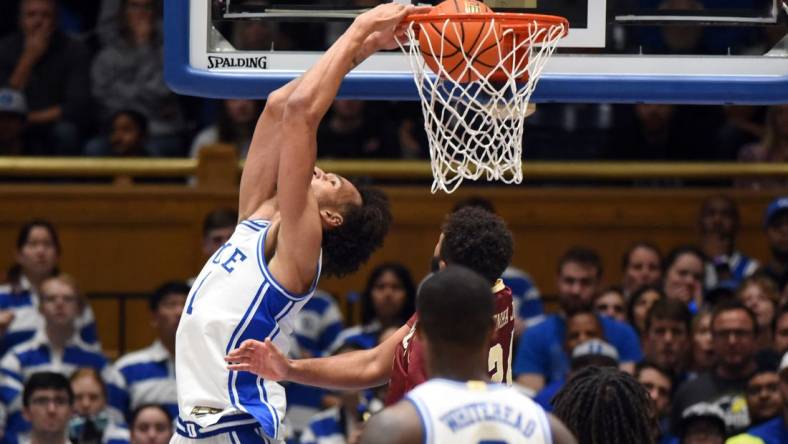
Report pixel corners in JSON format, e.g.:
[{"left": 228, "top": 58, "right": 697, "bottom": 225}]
[
  {"left": 360, "top": 402, "right": 422, "bottom": 444},
  {"left": 225, "top": 323, "right": 410, "bottom": 389}
]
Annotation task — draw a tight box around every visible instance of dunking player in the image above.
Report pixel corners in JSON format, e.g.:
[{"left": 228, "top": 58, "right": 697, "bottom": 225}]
[
  {"left": 361, "top": 266, "right": 576, "bottom": 444},
  {"left": 225, "top": 206, "right": 515, "bottom": 404},
  {"left": 171, "top": 4, "right": 404, "bottom": 443}
]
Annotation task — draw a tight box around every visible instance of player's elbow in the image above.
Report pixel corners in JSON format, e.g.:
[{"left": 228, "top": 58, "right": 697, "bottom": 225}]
[{"left": 283, "top": 90, "right": 321, "bottom": 128}]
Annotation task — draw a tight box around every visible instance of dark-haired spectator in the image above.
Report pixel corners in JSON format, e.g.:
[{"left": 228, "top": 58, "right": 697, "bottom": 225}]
[
  {"left": 0, "top": 221, "right": 99, "bottom": 358},
  {"left": 690, "top": 308, "right": 715, "bottom": 377},
  {"left": 738, "top": 106, "right": 788, "bottom": 189},
  {"left": 759, "top": 197, "right": 788, "bottom": 291},
  {"left": 0, "top": 88, "right": 28, "bottom": 155},
  {"left": 128, "top": 404, "right": 172, "bottom": 444},
  {"left": 744, "top": 350, "right": 783, "bottom": 427},
  {"left": 190, "top": 99, "right": 262, "bottom": 159},
  {"left": 629, "top": 285, "right": 666, "bottom": 337},
  {"left": 672, "top": 301, "right": 759, "bottom": 434},
  {"left": 678, "top": 402, "right": 728, "bottom": 444},
  {"left": 699, "top": 196, "right": 759, "bottom": 291},
  {"left": 622, "top": 242, "right": 663, "bottom": 298},
  {"left": 0, "top": 274, "right": 115, "bottom": 442},
  {"left": 515, "top": 246, "right": 642, "bottom": 392},
  {"left": 663, "top": 246, "right": 706, "bottom": 312},
  {"left": 728, "top": 350, "right": 788, "bottom": 444},
  {"left": 18, "top": 371, "right": 74, "bottom": 444},
  {"left": 0, "top": 0, "right": 90, "bottom": 156},
  {"left": 331, "top": 263, "right": 415, "bottom": 351},
  {"left": 317, "top": 100, "right": 393, "bottom": 159},
  {"left": 644, "top": 298, "right": 692, "bottom": 382},
  {"left": 636, "top": 361, "right": 674, "bottom": 443},
  {"left": 69, "top": 368, "right": 130, "bottom": 444},
  {"left": 91, "top": 0, "right": 185, "bottom": 157},
  {"left": 109, "top": 281, "right": 186, "bottom": 420},
  {"left": 86, "top": 109, "right": 149, "bottom": 157},
  {"left": 553, "top": 366, "right": 657, "bottom": 444},
  {"left": 594, "top": 286, "right": 627, "bottom": 322},
  {"left": 737, "top": 275, "right": 779, "bottom": 351},
  {"left": 775, "top": 307, "right": 788, "bottom": 356},
  {"left": 200, "top": 208, "right": 238, "bottom": 260}
]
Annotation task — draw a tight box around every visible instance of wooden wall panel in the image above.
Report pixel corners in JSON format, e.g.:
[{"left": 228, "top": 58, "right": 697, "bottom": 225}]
[{"left": 0, "top": 185, "right": 784, "bottom": 354}]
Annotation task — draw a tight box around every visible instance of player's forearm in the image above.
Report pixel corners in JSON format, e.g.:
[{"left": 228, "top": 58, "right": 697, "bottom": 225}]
[
  {"left": 287, "top": 346, "right": 391, "bottom": 390},
  {"left": 284, "top": 20, "right": 372, "bottom": 125}
]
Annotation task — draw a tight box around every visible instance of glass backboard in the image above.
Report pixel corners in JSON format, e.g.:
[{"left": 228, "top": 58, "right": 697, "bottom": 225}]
[{"left": 164, "top": 0, "right": 788, "bottom": 103}]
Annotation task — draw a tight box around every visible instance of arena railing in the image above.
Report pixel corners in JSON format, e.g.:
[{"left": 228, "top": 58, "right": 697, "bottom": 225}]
[{"left": 0, "top": 145, "right": 787, "bottom": 188}]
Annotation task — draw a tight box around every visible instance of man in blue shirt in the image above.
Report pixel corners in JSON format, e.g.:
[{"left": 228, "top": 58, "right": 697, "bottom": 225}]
[{"left": 514, "top": 246, "right": 642, "bottom": 393}]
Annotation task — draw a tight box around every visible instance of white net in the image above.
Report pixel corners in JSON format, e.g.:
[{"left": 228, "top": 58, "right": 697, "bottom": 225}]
[{"left": 398, "top": 15, "right": 567, "bottom": 193}]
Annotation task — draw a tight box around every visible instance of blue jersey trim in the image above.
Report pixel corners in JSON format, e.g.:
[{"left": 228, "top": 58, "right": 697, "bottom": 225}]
[
  {"left": 186, "top": 270, "right": 212, "bottom": 315},
  {"left": 240, "top": 221, "right": 261, "bottom": 232},
  {"left": 176, "top": 414, "right": 259, "bottom": 439},
  {"left": 226, "top": 282, "right": 269, "bottom": 407},
  {"left": 405, "top": 395, "right": 432, "bottom": 444},
  {"left": 256, "top": 223, "right": 322, "bottom": 301}
]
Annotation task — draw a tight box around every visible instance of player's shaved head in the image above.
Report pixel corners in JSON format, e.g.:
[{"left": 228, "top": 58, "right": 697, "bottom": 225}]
[{"left": 418, "top": 265, "right": 494, "bottom": 349}]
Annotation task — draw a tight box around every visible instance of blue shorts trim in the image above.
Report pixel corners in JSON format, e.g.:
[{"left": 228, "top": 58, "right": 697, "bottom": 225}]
[{"left": 176, "top": 414, "right": 262, "bottom": 439}]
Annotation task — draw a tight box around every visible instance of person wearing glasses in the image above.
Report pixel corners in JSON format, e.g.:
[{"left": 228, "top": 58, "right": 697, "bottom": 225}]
[{"left": 16, "top": 371, "right": 75, "bottom": 444}]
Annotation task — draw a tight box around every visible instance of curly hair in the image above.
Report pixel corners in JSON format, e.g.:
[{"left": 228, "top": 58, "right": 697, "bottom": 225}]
[
  {"left": 553, "top": 366, "right": 658, "bottom": 444},
  {"left": 439, "top": 207, "right": 513, "bottom": 284},
  {"left": 321, "top": 186, "right": 391, "bottom": 278}
]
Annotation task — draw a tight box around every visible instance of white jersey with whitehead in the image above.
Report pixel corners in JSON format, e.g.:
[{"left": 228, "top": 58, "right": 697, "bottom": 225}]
[
  {"left": 406, "top": 379, "right": 553, "bottom": 444},
  {"left": 174, "top": 219, "right": 321, "bottom": 441}
]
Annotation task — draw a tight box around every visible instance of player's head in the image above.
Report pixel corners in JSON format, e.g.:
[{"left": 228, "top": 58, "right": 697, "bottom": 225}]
[
  {"left": 313, "top": 168, "right": 391, "bottom": 277},
  {"left": 553, "top": 366, "right": 658, "bottom": 444},
  {"left": 436, "top": 206, "right": 513, "bottom": 284},
  {"left": 417, "top": 266, "right": 494, "bottom": 373}
]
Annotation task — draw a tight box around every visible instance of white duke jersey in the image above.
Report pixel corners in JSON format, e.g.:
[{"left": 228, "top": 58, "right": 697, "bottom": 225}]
[
  {"left": 175, "top": 219, "right": 321, "bottom": 441},
  {"left": 406, "top": 379, "right": 553, "bottom": 444}
]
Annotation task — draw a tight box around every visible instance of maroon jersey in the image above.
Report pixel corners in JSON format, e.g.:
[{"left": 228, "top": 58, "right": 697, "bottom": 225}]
[{"left": 385, "top": 281, "right": 514, "bottom": 405}]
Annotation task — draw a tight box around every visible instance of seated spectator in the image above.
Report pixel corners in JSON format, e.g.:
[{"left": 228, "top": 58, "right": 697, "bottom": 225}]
[
  {"left": 775, "top": 307, "right": 788, "bottom": 356},
  {"left": 737, "top": 275, "right": 779, "bottom": 351},
  {"left": 86, "top": 110, "right": 149, "bottom": 157},
  {"left": 534, "top": 337, "right": 619, "bottom": 412},
  {"left": 672, "top": 301, "right": 759, "bottom": 434},
  {"left": 759, "top": 198, "right": 788, "bottom": 290},
  {"left": 594, "top": 286, "right": 627, "bottom": 322},
  {"left": 628, "top": 285, "right": 667, "bottom": 337},
  {"left": 738, "top": 105, "right": 788, "bottom": 189},
  {"left": 636, "top": 361, "right": 674, "bottom": 443},
  {"left": 514, "top": 247, "right": 642, "bottom": 392},
  {"left": 0, "top": 274, "right": 114, "bottom": 441},
  {"left": 316, "top": 101, "right": 393, "bottom": 159},
  {"left": 0, "top": 220, "right": 98, "bottom": 357},
  {"left": 744, "top": 350, "right": 783, "bottom": 427},
  {"left": 190, "top": 99, "right": 262, "bottom": 159},
  {"left": 663, "top": 246, "right": 706, "bottom": 313},
  {"left": 69, "top": 368, "right": 130, "bottom": 444},
  {"left": 287, "top": 289, "right": 345, "bottom": 436},
  {"left": 128, "top": 404, "right": 172, "bottom": 444},
  {"left": 110, "top": 281, "right": 186, "bottom": 419},
  {"left": 299, "top": 344, "right": 375, "bottom": 444},
  {"left": 690, "top": 308, "right": 715, "bottom": 377},
  {"left": 552, "top": 366, "right": 657, "bottom": 444},
  {"left": 727, "top": 350, "right": 788, "bottom": 444},
  {"left": 0, "top": 88, "right": 28, "bottom": 155},
  {"left": 698, "top": 196, "right": 759, "bottom": 291},
  {"left": 715, "top": 106, "right": 765, "bottom": 161},
  {"left": 200, "top": 208, "right": 237, "bottom": 262},
  {"left": 16, "top": 372, "right": 75, "bottom": 444},
  {"left": 678, "top": 403, "right": 728, "bottom": 444},
  {"left": 91, "top": 0, "right": 185, "bottom": 157},
  {"left": 331, "top": 263, "right": 415, "bottom": 351},
  {"left": 644, "top": 298, "right": 692, "bottom": 382},
  {"left": 621, "top": 242, "right": 663, "bottom": 299},
  {"left": 0, "top": 0, "right": 90, "bottom": 155}
]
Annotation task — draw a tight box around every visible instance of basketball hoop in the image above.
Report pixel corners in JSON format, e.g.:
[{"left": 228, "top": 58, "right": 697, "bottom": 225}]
[{"left": 398, "top": 12, "right": 568, "bottom": 193}]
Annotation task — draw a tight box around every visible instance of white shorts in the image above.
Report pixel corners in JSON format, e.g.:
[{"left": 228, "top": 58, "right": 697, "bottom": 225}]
[
  {"left": 171, "top": 415, "right": 283, "bottom": 444},
  {"left": 169, "top": 431, "right": 282, "bottom": 444}
]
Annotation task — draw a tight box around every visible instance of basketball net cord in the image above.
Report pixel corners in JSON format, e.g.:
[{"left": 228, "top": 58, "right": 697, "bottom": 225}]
[{"left": 398, "top": 18, "right": 566, "bottom": 193}]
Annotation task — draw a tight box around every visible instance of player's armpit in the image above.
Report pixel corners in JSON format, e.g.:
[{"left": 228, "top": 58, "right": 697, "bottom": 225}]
[
  {"left": 548, "top": 413, "right": 578, "bottom": 444},
  {"left": 360, "top": 402, "right": 422, "bottom": 444}
]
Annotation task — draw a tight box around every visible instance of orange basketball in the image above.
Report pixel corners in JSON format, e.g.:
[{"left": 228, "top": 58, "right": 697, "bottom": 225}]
[{"left": 418, "top": 0, "right": 501, "bottom": 83}]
